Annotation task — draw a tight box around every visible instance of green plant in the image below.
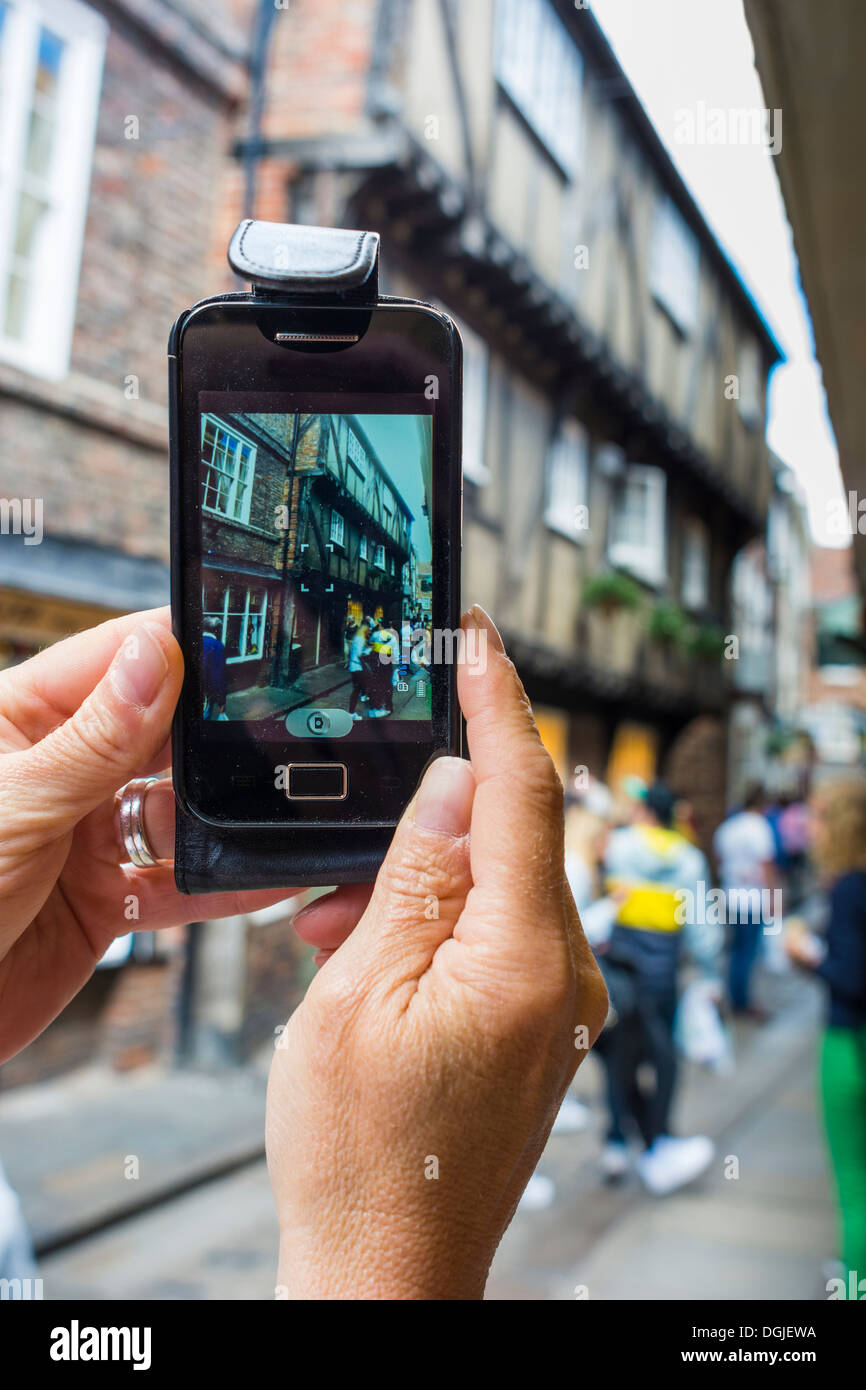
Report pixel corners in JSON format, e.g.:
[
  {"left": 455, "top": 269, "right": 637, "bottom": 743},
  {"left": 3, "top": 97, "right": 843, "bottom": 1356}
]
[
  {"left": 646, "top": 600, "right": 689, "bottom": 646},
  {"left": 687, "top": 622, "right": 728, "bottom": 659},
  {"left": 582, "top": 571, "right": 643, "bottom": 612}
]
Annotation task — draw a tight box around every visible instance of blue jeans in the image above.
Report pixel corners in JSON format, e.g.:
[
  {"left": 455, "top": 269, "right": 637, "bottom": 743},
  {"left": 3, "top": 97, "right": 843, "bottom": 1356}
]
[{"left": 728, "top": 912, "right": 763, "bottom": 1011}]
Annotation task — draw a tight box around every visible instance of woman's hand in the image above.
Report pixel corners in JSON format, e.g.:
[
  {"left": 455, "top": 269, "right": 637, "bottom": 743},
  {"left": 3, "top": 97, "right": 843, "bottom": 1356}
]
[
  {"left": 0, "top": 607, "right": 293, "bottom": 1062},
  {"left": 266, "top": 607, "right": 609, "bottom": 1299}
]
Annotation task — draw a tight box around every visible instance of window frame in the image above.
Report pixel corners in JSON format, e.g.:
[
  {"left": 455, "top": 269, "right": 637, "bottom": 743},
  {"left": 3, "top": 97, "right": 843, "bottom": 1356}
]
[
  {"left": 494, "top": 0, "right": 584, "bottom": 177},
  {"left": 451, "top": 311, "right": 490, "bottom": 486},
  {"left": 736, "top": 336, "right": 763, "bottom": 428},
  {"left": 200, "top": 415, "right": 257, "bottom": 526},
  {"left": 330, "top": 509, "right": 346, "bottom": 548},
  {"left": 347, "top": 426, "right": 368, "bottom": 479},
  {"left": 680, "top": 516, "right": 710, "bottom": 612},
  {"left": 205, "top": 585, "right": 269, "bottom": 665},
  {"left": 544, "top": 417, "right": 590, "bottom": 543},
  {"left": 373, "top": 542, "right": 385, "bottom": 570},
  {"left": 0, "top": 0, "right": 107, "bottom": 379},
  {"left": 607, "top": 464, "right": 667, "bottom": 588},
  {"left": 649, "top": 195, "right": 701, "bottom": 338}
]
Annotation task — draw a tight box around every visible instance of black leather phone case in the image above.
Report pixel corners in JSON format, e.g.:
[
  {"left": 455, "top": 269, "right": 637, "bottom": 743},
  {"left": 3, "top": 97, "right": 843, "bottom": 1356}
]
[{"left": 171, "top": 221, "right": 449, "bottom": 894}]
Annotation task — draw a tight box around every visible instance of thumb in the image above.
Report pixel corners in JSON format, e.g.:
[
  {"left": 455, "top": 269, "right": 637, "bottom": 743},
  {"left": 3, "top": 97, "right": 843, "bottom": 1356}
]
[
  {"left": 12, "top": 622, "right": 183, "bottom": 830},
  {"left": 337, "top": 756, "right": 476, "bottom": 976}
]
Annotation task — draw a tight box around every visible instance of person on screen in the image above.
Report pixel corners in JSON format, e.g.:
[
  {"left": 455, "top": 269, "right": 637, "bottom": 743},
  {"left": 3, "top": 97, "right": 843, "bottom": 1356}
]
[
  {"left": 348, "top": 619, "right": 372, "bottom": 721},
  {"left": 202, "top": 616, "right": 227, "bottom": 719}
]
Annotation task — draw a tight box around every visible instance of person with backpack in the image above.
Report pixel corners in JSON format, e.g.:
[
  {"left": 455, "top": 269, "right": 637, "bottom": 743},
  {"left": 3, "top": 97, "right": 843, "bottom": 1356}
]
[{"left": 597, "top": 781, "right": 717, "bottom": 1195}]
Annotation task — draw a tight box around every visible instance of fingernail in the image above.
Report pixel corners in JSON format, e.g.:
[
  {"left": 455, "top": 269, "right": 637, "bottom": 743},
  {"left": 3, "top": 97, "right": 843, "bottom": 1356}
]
[
  {"left": 462, "top": 604, "right": 504, "bottom": 653},
  {"left": 110, "top": 623, "right": 169, "bottom": 708},
  {"left": 413, "top": 756, "right": 474, "bottom": 836}
]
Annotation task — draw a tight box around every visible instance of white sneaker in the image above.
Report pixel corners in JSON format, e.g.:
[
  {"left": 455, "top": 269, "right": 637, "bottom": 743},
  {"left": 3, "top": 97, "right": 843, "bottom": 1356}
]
[
  {"left": 368, "top": 709, "right": 388, "bottom": 718},
  {"left": 351, "top": 712, "right": 363, "bottom": 721},
  {"left": 552, "top": 1095, "right": 591, "bottom": 1135},
  {"left": 637, "top": 1135, "right": 714, "bottom": 1196},
  {"left": 518, "top": 1173, "right": 556, "bottom": 1211},
  {"left": 599, "top": 1140, "right": 630, "bottom": 1181}
]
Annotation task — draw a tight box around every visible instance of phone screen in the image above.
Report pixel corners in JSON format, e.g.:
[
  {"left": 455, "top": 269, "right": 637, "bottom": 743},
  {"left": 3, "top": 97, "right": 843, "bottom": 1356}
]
[
  {"left": 172, "top": 302, "right": 461, "bottom": 827},
  {"left": 198, "top": 396, "right": 434, "bottom": 740}
]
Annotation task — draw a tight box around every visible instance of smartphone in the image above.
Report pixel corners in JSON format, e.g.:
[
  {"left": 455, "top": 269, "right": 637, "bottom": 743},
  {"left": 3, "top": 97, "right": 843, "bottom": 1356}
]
[{"left": 168, "top": 293, "right": 462, "bottom": 886}]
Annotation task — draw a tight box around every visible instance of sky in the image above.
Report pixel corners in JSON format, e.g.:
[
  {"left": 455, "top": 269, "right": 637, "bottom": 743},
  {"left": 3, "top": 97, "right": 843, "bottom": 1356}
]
[
  {"left": 591, "top": 0, "right": 846, "bottom": 546},
  {"left": 357, "top": 413, "right": 432, "bottom": 561}
]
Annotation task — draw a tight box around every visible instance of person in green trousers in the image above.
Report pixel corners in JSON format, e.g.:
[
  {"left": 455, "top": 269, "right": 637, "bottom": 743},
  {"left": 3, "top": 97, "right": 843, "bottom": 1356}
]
[{"left": 786, "top": 776, "right": 866, "bottom": 1299}]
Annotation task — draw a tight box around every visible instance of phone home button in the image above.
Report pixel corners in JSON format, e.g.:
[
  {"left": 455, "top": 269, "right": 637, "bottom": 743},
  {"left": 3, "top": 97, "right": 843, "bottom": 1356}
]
[{"left": 287, "top": 763, "right": 348, "bottom": 801}]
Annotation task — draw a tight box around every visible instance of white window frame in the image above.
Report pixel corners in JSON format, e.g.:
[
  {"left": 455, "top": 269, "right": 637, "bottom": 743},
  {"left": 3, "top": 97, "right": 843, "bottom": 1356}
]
[
  {"left": 680, "top": 516, "right": 710, "bottom": 611},
  {"left": 206, "top": 586, "right": 269, "bottom": 665},
  {"left": 347, "top": 427, "right": 367, "bottom": 477},
  {"left": 737, "top": 337, "right": 762, "bottom": 427},
  {"left": 451, "top": 312, "right": 490, "bottom": 485},
  {"left": 374, "top": 542, "right": 385, "bottom": 570},
  {"left": 0, "top": 0, "right": 107, "bottom": 379},
  {"left": 649, "top": 196, "right": 700, "bottom": 337},
  {"left": 201, "top": 415, "right": 257, "bottom": 525},
  {"left": 608, "top": 464, "right": 667, "bottom": 587},
  {"left": 544, "top": 417, "right": 589, "bottom": 542},
  {"left": 330, "top": 509, "right": 345, "bottom": 547},
  {"left": 359, "top": 535, "right": 368, "bottom": 562},
  {"left": 495, "top": 0, "right": 583, "bottom": 176}
]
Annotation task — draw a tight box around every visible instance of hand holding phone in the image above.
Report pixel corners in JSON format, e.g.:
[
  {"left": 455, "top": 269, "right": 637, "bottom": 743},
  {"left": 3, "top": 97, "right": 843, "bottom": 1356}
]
[
  {"left": 169, "top": 222, "right": 463, "bottom": 892},
  {"left": 267, "top": 606, "right": 609, "bottom": 1298}
]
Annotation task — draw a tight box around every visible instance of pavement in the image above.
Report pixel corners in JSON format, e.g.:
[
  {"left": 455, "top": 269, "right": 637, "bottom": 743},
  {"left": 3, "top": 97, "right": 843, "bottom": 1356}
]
[
  {"left": 487, "top": 969, "right": 834, "bottom": 1300},
  {"left": 226, "top": 659, "right": 430, "bottom": 724},
  {"left": 0, "top": 1062, "right": 271, "bottom": 1253},
  {"left": 0, "top": 964, "right": 836, "bottom": 1299}
]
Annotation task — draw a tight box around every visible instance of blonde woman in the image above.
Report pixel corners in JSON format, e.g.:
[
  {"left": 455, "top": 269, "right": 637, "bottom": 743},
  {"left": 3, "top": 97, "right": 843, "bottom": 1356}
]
[{"left": 786, "top": 776, "right": 866, "bottom": 1295}]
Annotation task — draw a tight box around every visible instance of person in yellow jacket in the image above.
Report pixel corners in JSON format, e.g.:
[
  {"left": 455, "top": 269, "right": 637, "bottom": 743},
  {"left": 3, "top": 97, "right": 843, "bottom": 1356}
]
[{"left": 597, "top": 781, "right": 717, "bottom": 1195}]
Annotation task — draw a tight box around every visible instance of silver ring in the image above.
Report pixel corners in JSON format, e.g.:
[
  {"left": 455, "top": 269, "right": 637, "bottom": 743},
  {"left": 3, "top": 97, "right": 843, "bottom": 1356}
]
[{"left": 118, "top": 776, "right": 161, "bottom": 868}]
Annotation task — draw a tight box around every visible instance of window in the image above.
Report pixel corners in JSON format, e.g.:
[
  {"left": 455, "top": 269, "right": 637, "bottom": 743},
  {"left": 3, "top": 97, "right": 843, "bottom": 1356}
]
[
  {"left": 452, "top": 313, "right": 490, "bottom": 485},
  {"left": 205, "top": 586, "right": 268, "bottom": 663},
  {"left": 347, "top": 428, "right": 367, "bottom": 478},
  {"left": 389, "top": 556, "right": 395, "bottom": 576},
  {"left": 495, "top": 0, "right": 583, "bottom": 175},
  {"left": 737, "top": 337, "right": 762, "bottom": 427},
  {"left": 374, "top": 543, "right": 385, "bottom": 569},
  {"left": 681, "top": 517, "right": 709, "bottom": 610},
  {"left": 544, "top": 418, "right": 589, "bottom": 541},
  {"left": 200, "top": 417, "right": 257, "bottom": 525},
  {"left": 649, "top": 196, "right": 700, "bottom": 336},
  {"left": 381, "top": 483, "right": 394, "bottom": 528},
  {"left": 359, "top": 535, "right": 368, "bottom": 562},
  {"left": 0, "top": 0, "right": 107, "bottom": 378},
  {"left": 608, "top": 465, "right": 667, "bottom": 586},
  {"left": 330, "top": 510, "right": 345, "bottom": 547},
  {"left": 201, "top": 417, "right": 256, "bottom": 524}
]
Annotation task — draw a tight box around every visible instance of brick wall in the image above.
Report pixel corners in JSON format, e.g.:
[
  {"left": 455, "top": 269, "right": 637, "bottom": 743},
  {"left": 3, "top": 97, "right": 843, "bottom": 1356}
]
[{"left": 0, "top": 0, "right": 249, "bottom": 562}]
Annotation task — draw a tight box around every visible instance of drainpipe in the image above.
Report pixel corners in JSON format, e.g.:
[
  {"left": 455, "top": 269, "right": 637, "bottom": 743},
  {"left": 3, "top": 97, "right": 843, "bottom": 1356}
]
[{"left": 242, "top": 0, "right": 281, "bottom": 218}]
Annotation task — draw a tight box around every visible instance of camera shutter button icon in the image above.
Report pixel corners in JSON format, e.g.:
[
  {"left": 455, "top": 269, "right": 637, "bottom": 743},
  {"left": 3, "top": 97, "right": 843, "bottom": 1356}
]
[{"left": 285, "top": 707, "right": 354, "bottom": 738}]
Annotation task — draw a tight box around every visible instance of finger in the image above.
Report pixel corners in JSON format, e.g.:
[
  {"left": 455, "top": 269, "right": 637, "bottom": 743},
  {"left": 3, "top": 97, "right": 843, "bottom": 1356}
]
[
  {"left": 7, "top": 620, "right": 183, "bottom": 833},
  {"left": 337, "top": 756, "right": 475, "bottom": 973},
  {"left": 457, "top": 606, "right": 566, "bottom": 922},
  {"left": 0, "top": 608, "right": 172, "bottom": 745},
  {"left": 291, "top": 883, "right": 375, "bottom": 950}
]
